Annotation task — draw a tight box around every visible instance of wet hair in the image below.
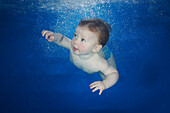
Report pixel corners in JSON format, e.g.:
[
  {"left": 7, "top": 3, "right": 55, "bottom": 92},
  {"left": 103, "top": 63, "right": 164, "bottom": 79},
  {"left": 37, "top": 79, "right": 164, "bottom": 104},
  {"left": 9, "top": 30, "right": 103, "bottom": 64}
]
[{"left": 78, "top": 18, "right": 111, "bottom": 47}]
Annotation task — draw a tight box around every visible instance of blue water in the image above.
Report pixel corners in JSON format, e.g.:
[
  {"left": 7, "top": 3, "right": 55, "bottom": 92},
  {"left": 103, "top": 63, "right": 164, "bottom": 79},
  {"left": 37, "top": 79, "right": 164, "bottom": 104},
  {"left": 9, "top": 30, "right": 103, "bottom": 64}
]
[{"left": 0, "top": 0, "right": 170, "bottom": 113}]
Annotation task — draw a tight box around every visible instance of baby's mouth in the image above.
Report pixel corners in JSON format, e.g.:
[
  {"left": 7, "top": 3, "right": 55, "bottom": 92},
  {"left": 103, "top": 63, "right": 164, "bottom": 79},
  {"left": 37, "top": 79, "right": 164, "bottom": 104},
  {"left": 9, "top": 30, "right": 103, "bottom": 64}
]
[{"left": 73, "top": 46, "right": 78, "bottom": 51}]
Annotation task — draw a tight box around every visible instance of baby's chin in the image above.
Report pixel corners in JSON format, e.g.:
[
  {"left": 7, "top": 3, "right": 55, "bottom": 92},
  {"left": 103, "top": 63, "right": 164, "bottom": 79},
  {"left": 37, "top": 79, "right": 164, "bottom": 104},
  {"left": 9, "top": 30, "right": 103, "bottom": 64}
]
[
  {"left": 73, "top": 51, "right": 79, "bottom": 55},
  {"left": 73, "top": 50, "right": 87, "bottom": 56},
  {"left": 72, "top": 49, "right": 80, "bottom": 55}
]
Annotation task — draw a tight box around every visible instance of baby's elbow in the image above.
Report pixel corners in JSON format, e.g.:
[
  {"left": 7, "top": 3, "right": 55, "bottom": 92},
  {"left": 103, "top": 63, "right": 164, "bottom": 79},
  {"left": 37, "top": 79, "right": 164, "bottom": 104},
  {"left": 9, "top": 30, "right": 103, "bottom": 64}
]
[
  {"left": 116, "top": 72, "right": 119, "bottom": 82},
  {"left": 112, "top": 71, "right": 119, "bottom": 82}
]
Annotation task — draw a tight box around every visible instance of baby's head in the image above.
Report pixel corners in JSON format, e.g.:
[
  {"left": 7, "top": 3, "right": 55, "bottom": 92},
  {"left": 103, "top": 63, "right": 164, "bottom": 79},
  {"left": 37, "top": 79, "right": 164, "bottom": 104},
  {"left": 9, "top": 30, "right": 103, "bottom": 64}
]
[
  {"left": 71, "top": 18, "right": 111, "bottom": 55},
  {"left": 78, "top": 18, "right": 111, "bottom": 47}
]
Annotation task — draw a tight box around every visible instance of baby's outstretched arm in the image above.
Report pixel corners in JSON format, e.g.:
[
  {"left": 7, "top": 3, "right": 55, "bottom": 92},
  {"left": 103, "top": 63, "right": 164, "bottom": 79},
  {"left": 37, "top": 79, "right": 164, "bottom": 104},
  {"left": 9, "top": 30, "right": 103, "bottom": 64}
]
[{"left": 42, "top": 30, "right": 71, "bottom": 49}]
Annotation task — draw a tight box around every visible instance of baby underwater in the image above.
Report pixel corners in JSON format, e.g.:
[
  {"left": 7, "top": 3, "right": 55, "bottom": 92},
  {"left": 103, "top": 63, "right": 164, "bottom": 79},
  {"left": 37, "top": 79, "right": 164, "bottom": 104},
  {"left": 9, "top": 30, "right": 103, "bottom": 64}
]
[{"left": 42, "top": 18, "right": 119, "bottom": 95}]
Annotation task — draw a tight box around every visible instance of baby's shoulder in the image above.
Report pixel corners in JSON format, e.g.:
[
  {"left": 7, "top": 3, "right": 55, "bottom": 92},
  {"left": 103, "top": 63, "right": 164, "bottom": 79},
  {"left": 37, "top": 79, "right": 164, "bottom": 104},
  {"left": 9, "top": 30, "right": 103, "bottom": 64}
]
[
  {"left": 92, "top": 53, "right": 108, "bottom": 66},
  {"left": 95, "top": 53, "right": 111, "bottom": 71}
]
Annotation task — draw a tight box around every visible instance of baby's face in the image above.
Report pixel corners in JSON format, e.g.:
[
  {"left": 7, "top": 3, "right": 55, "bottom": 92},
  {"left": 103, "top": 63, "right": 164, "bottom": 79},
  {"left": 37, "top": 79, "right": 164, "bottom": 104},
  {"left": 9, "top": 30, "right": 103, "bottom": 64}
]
[{"left": 71, "top": 26, "right": 99, "bottom": 55}]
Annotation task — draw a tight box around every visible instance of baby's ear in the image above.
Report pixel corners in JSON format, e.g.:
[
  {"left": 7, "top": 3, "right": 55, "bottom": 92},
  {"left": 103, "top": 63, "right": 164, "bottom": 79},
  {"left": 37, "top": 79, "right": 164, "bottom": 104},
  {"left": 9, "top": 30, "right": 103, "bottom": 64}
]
[{"left": 93, "top": 44, "right": 102, "bottom": 52}]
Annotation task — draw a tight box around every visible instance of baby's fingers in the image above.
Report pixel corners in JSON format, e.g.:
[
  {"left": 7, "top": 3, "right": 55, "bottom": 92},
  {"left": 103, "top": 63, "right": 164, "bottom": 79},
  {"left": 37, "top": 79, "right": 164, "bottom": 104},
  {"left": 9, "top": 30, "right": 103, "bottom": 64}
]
[
  {"left": 90, "top": 84, "right": 98, "bottom": 89},
  {"left": 99, "top": 89, "right": 103, "bottom": 95},
  {"left": 42, "top": 30, "right": 48, "bottom": 37},
  {"left": 92, "top": 87, "right": 99, "bottom": 93},
  {"left": 45, "top": 32, "right": 53, "bottom": 39},
  {"left": 89, "top": 81, "right": 100, "bottom": 86}
]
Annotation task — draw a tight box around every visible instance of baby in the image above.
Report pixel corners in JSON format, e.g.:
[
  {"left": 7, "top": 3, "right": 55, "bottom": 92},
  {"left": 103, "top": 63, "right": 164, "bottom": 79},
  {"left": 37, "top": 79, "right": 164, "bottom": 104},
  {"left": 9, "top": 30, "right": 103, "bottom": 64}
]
[{"left": 42, "top": 18, "right": 119, "bottom": 95}]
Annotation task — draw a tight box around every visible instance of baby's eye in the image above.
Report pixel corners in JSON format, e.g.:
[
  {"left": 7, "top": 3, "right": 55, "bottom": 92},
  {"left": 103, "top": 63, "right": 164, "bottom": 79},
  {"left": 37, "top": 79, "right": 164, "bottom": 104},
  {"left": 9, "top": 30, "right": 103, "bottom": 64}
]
[
  {"left": 81, "top": 38, "right": 86, "bottom": 42},
  {"left": 74, "top": 34, "right": 77, "bottom": 38}
]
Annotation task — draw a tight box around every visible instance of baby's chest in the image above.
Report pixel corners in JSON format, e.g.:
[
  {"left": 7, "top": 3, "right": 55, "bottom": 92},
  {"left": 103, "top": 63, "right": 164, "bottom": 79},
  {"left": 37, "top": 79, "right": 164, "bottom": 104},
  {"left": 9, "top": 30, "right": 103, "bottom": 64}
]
[{"left": 70, "top": 55, "right": 100, "bottom": 74}]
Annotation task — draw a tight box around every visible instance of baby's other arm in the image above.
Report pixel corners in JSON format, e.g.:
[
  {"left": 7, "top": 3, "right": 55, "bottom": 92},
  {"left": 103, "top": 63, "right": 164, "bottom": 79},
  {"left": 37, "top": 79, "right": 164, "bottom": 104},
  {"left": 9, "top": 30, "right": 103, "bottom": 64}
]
[
  {"left": 90, "top": 60, "right": 119, "bottom": 95},
  {"left": 100, "top": 64, "right": 119, "bottom": 90},
  {"left": 42, "top": 30, "right": 71, "bottom": 49}
]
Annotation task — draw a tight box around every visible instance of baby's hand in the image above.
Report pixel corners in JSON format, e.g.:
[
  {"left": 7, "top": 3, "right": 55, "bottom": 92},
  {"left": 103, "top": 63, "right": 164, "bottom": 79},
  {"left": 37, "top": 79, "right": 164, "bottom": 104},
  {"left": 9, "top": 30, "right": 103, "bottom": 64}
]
[
  {"left": 42, "top": 30, "right": 63, "bottom": 43},
  {"left": 89, "top": 81, "right": 106, "bottom": 95},
  {"left": 42, "top": 30, "right": 55, "bottom": 42}
]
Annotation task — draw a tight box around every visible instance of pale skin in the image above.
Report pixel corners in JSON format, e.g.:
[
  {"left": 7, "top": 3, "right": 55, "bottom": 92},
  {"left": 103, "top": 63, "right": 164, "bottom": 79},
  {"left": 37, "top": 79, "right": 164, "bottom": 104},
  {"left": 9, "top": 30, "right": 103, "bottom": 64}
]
[{"left": 42, "top": 26, "right": 119, "bottom": 95}]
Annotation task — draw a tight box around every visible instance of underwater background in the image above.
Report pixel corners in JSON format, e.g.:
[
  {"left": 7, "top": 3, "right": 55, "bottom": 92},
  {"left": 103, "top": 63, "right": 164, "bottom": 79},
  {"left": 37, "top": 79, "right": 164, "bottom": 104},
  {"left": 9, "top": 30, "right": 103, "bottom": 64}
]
[{"left": 0, "top": 0, "right": 170, "bottom": 113}]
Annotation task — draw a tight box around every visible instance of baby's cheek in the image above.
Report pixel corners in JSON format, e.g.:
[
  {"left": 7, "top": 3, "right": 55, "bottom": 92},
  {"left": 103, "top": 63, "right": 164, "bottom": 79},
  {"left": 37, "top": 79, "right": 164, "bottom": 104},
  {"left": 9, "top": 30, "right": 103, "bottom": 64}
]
[{"left": 79, "top": 45, "right": 86, "bottom": 51}]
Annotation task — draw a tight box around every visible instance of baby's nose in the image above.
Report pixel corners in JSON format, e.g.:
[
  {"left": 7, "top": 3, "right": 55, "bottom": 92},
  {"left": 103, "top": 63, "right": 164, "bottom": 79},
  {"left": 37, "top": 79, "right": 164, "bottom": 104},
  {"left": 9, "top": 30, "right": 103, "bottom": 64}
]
[{"left": 74, "top": 38, "right": 80, "bottom": 45}]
